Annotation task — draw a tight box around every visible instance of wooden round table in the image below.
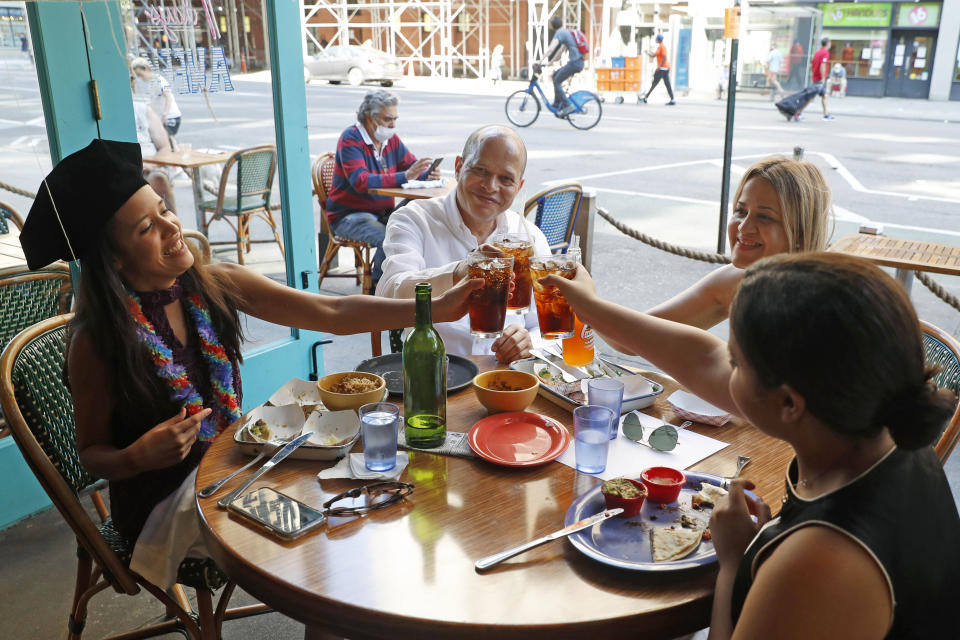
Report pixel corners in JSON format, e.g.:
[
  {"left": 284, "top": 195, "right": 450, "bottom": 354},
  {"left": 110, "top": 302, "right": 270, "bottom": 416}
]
[{"left": 196, "top": 360, "right": 792, "bottom": 640}]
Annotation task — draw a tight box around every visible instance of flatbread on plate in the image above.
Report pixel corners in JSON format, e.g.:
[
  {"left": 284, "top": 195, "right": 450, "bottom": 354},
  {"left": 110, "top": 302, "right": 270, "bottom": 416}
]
[
  {"left": 651, "top": 527, "right": 704, "bottom": 562},
  {"left": 691, "top": 483, "right": 728, "bottom": 509}
]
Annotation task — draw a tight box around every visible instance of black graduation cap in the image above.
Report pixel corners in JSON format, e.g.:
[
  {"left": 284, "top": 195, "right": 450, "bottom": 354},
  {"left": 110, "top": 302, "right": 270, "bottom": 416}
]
[{"left": 21, "top": 138, "right": 147, "bottom": 270}]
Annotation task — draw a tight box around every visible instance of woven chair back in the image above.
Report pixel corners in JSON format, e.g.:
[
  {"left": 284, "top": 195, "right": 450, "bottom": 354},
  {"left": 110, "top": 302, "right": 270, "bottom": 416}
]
[
  {"left": 312, "top": 152, "right": 337, "bottom": 237},
  {"left": 0, "top": 268, "right": 72, "bottom": 351},
  {"left": 234, "top": 145, "right": 276, "bottom": 212},
  {"left": 0, "top": 201, "right": 25, "bottom": 235},
  {"left": 524, "top": 184, "right": 583, "bottom": 251},
  {"left": 921, "top": 321, "right": 960, "bottom": 465}
]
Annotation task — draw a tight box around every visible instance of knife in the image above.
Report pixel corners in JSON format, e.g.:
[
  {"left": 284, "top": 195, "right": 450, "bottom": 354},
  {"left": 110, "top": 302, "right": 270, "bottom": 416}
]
[
  {"left": 529, "top": 348, "right": 588, "bottom": 382},
  {"left": 474, "top": 508, "right": 623, "bottom": 571},
  {"left": 217, "top": 431, "right": 312, "bottom": 508}
]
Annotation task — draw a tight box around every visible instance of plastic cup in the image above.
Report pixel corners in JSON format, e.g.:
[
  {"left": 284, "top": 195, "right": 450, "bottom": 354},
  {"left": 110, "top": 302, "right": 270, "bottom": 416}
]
[
  {"left": 360, "top": 402, "right": 400, "bottom": 472},
  {"left": 587, "top": 378, "right": 624, "bottom": 440},
  {"left": 573, "top": 405, "right": 614, "bottom": 474},
  {"left": 467, "top": 250, "right": 514, "bottom": 338}
]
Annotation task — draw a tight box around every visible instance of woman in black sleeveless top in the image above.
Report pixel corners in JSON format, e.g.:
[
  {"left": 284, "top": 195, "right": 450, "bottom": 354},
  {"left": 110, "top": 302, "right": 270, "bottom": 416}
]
[{"left": 543, "top": 252, "right": 959, "bottom": 638}]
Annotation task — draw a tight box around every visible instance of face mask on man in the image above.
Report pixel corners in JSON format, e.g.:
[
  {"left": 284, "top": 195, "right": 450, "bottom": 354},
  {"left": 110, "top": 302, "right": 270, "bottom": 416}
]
[{"left": 373, "top": 123, "right": 395, "bottom": 143}]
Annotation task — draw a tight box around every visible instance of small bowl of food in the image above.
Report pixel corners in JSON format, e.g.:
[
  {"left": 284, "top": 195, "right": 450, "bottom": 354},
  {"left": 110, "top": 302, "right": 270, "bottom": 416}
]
[
  {"left": 640, "top": 466, "right": 686, "bottom": 504},
  {"left": 316, "top": 371, "right": 386, "bottom": 411},
  {"left": 472, "top": 370, "right": 539, "bottom": 413},
  {"left": 601, "top": 477, "right": 648, "bottom": 517}
]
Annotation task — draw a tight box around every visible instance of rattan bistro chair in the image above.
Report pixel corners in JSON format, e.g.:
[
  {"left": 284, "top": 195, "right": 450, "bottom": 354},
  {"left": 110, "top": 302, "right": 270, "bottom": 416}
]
[
  {"left": 312, "top": 153, "right": 384, "bottom": 356},
  {"left": 312, "top": 152, "right": 376, "bottom": 295},
  {"left": 199, "top": 144, "right": 284, "bottom": 265},
  {"left": 0, "top": 200, "right": 25, "bottom": 234},
  {"left": 921, "top": 321, "right": 960, "bottom": 465},
  {"left": 523, "top": 183, "right": 583, "bottom": 254},
  {"left": 0, "top": 315, "right": 268, "bottom": 639},
  {"left": 0, "top": 263, "right": 73, "bottom": 438}
]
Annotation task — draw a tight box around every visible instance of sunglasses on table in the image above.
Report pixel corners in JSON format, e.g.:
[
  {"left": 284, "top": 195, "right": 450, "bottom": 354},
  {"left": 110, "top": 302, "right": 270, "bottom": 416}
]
[
  {"left": 322, "top": 481, "right": 414, "bottom": 517},
  {"left": 620, "top": 414, "right": 685, "bottom": 452}
]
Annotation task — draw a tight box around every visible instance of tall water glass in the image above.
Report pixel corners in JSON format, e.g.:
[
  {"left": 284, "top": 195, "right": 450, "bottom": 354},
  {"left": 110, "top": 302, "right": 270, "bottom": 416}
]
[
  {"left": 467, "top": 250, "right": 514, "bottom": 338},
  {"left": 587, "top": 378, "right": 625, "bottom": 440},
  {"left": 493, "top": 230, "right": 534, "bottom": 314},
  {"left": 360, "top": 402, "right": 400, "bottom": 472},
  {"left": 573, "top": 405, "right": 614, "bottom": 474}
]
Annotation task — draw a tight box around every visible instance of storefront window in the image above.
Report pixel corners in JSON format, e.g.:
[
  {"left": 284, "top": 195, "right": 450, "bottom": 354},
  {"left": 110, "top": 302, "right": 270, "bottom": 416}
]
[
  {"left": 822, "top": 28, "right": 888, "bottom": 78},
  {"left": 0, "top": 4, "right": 28, "bottom": 49}
]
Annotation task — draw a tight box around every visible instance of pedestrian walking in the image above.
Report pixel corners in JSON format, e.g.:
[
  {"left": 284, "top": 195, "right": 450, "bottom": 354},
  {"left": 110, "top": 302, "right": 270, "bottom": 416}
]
[
  {"left": 490, "top": 44, "right": 504, "bottom": 85},
  {"left": 640, "top": 34, "right": 675, "bottom": 105},
  {"left": 793, "top": 37, "right": 834, "bottom": 122},
  {"left": 766, "top": 45, "right": 784, "bottom": 101},
  {"left": 131, "top": 58, "right": 184, "bottom": 148}
]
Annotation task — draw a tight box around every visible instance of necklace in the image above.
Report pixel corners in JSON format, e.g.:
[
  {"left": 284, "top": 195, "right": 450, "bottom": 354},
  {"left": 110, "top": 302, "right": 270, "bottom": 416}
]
[
  {"left": 781, "top": 463, "right": 836, "bottom": 504},
  {"left": 127, "top": 285, "right": 241, "bottom": 442}
]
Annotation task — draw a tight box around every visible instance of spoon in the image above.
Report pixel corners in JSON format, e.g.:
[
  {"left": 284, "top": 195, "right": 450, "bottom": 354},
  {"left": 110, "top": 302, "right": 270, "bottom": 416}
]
[{"left": 722, "top": 455, "right": 752, "bottom": 489}]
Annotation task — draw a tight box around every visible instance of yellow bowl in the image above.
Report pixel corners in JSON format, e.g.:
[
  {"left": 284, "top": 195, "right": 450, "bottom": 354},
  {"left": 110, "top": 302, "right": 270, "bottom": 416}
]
[
  {"left": 316, "top": 371, "right": 386, "bottom": 412},
  {"left": 472, "top": 370, "right": 540, "bottom": 414}
]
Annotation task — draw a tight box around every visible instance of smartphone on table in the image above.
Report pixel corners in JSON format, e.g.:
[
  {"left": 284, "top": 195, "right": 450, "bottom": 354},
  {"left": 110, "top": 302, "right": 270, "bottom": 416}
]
[
  {"left": 227, "top": 487, "right": 326, "bottom": 540},
  {"left": 418, "top": 157, "right": 443, "bottom": 180}
]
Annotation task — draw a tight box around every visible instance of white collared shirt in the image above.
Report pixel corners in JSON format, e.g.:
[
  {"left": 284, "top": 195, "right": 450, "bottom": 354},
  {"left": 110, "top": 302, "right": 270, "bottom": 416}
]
[
  {"left": 376, "top": 189, "right": 551, "bottom": 356},
  {"left": 355, "top": 120, "right": 387, "bottom": 164}
]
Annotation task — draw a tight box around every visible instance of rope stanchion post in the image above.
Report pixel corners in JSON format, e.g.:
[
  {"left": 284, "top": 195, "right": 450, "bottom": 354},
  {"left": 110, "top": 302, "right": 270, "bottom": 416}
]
[{"left": 597, "top": 207, "right": 731, "bottom": 266}]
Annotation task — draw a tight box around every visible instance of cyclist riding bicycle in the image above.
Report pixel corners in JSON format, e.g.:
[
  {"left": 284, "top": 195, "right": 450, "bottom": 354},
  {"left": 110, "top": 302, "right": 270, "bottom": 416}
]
[{"left": 541, "top": 16, "right": 585, "bottom": 117}]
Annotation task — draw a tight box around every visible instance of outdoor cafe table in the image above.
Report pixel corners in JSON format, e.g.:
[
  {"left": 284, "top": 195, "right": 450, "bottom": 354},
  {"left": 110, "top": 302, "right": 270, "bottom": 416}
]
[
  {"left": 0, "top": 229, "right": 26, "bottom": 269},
  {"left": 196, "top": 357, "right": 793, "bottom": 640},
  {"left": 828, "top": 232, "right": 960, "bottom": 296},
  {"left": 368, "top": 179, "right": 455, "bottom": 203},
  {"left": 142, "top": 149, "right": 229, "bottom": 228}
]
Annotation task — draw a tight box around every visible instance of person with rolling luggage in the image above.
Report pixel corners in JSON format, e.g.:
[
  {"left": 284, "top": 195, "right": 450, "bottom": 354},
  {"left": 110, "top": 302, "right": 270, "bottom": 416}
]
[{"left": 776, "top": 37, "right": 835, "bottom": 122}]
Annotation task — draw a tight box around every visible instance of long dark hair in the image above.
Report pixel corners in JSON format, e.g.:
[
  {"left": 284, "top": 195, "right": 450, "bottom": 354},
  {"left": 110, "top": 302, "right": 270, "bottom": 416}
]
[
  {"left": 69, "top": 224, "right": 245, "bottom": 410},
  {"left": 730, "top": 252, "right": 954, "bottom": 449}
]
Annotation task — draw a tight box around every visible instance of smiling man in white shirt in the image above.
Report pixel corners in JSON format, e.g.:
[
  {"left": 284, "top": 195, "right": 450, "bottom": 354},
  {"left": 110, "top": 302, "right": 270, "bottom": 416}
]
[{"left": 376, "top": 125, "right": 550, "bottom": 362}]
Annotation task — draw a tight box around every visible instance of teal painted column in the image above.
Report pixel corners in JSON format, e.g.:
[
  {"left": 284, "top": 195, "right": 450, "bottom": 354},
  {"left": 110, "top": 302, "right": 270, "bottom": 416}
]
[
  {"left": 27, "top": 0, "right": 135, "bottom": 162},
  {"left": 238, "top": 0, "right": 326, "bottom": 408}
]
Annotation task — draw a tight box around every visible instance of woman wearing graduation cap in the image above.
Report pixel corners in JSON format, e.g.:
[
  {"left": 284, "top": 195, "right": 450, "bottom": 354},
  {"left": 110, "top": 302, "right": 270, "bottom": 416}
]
[{"left": 20, "top": 139, "right": 481, "bottom": 589}]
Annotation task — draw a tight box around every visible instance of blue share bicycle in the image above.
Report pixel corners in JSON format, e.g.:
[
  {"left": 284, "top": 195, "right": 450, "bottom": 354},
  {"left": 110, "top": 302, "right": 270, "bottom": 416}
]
[{"left": 504, "top": 64, "right": 602, "bottom": 131}]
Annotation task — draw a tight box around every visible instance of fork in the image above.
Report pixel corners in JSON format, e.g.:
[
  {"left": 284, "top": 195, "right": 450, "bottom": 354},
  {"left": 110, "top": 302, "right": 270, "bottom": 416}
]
[
  {"left": 197, "top": 437, "right": 290, "bottom": 498},
  {"left": 722, "top": 455, "right": 752, "bottom": 489}
]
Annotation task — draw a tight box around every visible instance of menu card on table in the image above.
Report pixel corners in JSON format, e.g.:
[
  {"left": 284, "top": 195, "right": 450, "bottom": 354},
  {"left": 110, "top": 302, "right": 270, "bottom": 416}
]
[{"left": 556, "top": 411, "right": 729, "bottom": 480}]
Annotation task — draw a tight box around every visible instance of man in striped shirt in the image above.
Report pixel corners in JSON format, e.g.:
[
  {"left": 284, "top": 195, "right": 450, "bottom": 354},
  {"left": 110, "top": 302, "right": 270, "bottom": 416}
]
[{"left": 326, "top": 90, "right": 438, "bottom": 284}]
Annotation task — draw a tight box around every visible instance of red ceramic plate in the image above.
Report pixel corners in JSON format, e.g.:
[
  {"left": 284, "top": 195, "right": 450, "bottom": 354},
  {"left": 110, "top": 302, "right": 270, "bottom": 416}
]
[{"left": 467, "top": 411, "right": 571, "bottom": 467}]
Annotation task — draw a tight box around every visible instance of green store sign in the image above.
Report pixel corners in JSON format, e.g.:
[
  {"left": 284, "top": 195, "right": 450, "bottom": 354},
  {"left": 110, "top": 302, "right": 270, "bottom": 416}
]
[
  {"left": 819, "top": 3, "right": 892, "bottom": 27},
  {"left": 896, "top": 3, "right": 940, "bottom": 28}
]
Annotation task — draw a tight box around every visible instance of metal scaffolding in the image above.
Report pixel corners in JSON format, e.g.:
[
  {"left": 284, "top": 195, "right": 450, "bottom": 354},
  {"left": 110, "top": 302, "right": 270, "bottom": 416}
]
[{"left": 300, "top": 0, "right": 591, "bottom": 80}]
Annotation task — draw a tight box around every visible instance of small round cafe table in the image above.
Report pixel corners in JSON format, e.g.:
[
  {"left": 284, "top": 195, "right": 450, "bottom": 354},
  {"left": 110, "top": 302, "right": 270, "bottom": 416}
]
[{"left": 196, "top": 358, "right": 792, "bottom": 640}]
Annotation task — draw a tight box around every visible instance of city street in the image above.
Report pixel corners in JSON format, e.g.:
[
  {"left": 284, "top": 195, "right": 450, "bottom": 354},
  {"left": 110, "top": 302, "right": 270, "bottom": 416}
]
[{"left": 1, "top": 62, "right": 958, "bottom": 343}]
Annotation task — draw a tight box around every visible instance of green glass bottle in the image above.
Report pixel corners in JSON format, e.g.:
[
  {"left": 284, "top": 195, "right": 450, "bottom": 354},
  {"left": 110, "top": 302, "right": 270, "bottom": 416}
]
[{"left": 403, "top": 283, "right": 447, "bottom": 448}]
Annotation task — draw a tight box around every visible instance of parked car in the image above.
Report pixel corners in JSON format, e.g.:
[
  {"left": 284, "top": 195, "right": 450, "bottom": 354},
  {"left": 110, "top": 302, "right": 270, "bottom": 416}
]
[{"left": 304, "top": 45, "right": 402, "bottom": 87}]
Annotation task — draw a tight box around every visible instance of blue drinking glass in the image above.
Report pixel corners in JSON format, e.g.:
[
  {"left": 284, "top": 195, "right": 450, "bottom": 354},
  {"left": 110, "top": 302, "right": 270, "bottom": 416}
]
[
  {"left": 587, "top": 378, "right": 624, "bottom": 439},
  {"left": 359, "top": 402, "right": 400, "bottom": 472},
  {"left": 573, "top": 405, "right": 614, "bottom": 474}
]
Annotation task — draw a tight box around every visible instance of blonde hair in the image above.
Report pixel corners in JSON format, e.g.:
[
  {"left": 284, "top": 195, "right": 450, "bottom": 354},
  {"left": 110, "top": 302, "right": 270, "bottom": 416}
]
[
  {"left": 732, "top": 156, "right": 831, "bottom": 253},
  {"left": 130, "top": 57, "right": 151, "bottom": 72}
]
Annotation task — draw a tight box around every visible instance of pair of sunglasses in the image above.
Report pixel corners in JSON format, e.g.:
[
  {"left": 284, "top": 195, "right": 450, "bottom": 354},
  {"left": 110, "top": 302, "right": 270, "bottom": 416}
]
[
  {"left": 322, "top": 481, "right": 414, "bottom": 517},
  {"left": 621, "top": 414, "right": 688, "bottom": 452}
]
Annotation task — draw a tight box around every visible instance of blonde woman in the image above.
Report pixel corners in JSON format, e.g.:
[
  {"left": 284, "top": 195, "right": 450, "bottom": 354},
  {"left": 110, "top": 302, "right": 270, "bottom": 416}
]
[{"left": 646, "top": 156, "right": 831, "bottom": 329}]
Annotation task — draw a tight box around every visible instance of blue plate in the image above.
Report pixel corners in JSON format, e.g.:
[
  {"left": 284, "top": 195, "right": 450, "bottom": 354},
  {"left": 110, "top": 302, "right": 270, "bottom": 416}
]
[{"left": 564, "top": 471, "right": 726, "bottom": 571}]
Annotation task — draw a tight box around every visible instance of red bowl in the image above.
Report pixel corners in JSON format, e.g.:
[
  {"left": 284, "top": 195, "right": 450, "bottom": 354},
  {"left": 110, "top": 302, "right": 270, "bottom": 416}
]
[
  {"left": 640, "top": 466, "right": 685, "bottom": 504},
  {"left": 601, "top": 478, "right": 647, "bottom": 517}
]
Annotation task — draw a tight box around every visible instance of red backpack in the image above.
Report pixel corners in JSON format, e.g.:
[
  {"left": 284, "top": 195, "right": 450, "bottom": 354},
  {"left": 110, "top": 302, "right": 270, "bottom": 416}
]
[{"left": 572, "top": 29, "right": 589, "bottom": 55}]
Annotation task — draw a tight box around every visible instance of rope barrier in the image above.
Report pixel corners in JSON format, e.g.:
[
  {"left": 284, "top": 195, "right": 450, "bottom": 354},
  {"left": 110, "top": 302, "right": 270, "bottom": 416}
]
[
  {"left": 596, "top": 206, "right": 960, "bottom": 314},
  {"left": 0, "top": 180, "right": 36, "bottom": 200},
  {"left": 596, "top": 206, "right": 731, "bottom": 265}
]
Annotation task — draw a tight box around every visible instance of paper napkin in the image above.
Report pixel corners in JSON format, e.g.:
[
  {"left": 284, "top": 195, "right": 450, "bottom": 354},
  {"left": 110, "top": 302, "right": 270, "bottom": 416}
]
[
  {"left": 317, "top": 452, "right": 409, "bottom": 481},
  {"left": 401, "top": 178, "right": 447, "bottom": 190}
]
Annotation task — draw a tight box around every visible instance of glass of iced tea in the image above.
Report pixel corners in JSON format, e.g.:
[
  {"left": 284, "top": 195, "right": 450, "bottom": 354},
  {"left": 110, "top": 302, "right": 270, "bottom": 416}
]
[
  {"left": 493, "top": 231, "right": 534, "bottom": 314},
  {"left": 529, "top": 254, "right": 577, "bottom": 339},
  {"left": 467, "top": 250, "right": 514, "bottom": 338}
]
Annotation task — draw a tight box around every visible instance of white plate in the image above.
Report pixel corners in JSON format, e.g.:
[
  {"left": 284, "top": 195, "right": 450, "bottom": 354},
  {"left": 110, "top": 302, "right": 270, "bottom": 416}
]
[
  {"left": 667, "top": 390, "right": 731, "bottom": 426},
  {"left": 268, "top": 378, "right": 323, "bottom": 407},
  {"left": 303, "top": 408, "right": 361, "bottom": 447},
  {"left": 243, "top": 405, "right": 305, "bottom": 444}
]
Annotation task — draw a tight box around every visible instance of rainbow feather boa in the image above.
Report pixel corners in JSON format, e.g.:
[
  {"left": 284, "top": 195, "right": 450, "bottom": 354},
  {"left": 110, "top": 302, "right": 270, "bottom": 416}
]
[{"left": 127, "top": 288, "right": 241, "bottom": 442}]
